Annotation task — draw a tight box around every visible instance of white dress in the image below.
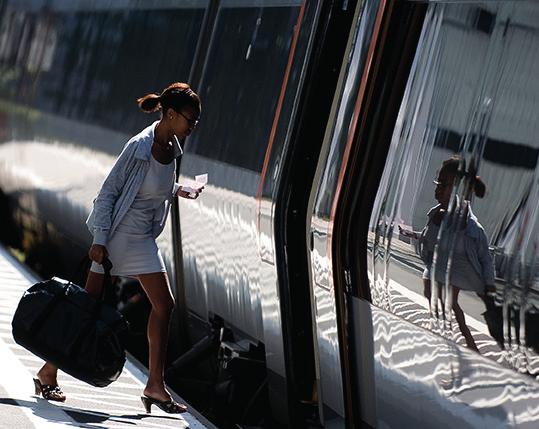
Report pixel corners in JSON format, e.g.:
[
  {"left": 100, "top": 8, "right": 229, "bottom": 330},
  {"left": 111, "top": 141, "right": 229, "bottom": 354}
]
[{"left": 90, "top": 155, "right": 175, "bottom": 276}]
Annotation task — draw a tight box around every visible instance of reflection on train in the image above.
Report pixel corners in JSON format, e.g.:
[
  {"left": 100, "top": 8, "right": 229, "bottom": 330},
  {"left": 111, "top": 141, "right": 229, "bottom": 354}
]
[{"left": 0, "top": 0, "right": 538, "bottom": 428}]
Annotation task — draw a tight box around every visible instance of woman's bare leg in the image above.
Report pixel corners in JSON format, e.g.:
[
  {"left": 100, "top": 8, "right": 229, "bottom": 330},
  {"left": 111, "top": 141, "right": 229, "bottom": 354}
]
[
  {"left": 36, "top": 361, "right": 59, "bottom": 386},
  {"left": 423, "top": 278, "right": 432, "bottom": 301},
  {"left": 137, "top": 272, "right": 175, "bottom": 401},
  {"left": 424, "top": 278, "right": 441, "bottom": 319},
  {"left": 451, "top": 287, "right": 479, "bottom": 351},
  {"left": 36, "top": 271, "right": 115, "bottom": 385}
]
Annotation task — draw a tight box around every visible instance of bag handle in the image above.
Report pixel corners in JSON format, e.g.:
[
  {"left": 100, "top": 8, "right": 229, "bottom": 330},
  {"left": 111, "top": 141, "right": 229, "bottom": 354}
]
[{"left": 100, "top": 257, "right": 113, "bottom": 303}]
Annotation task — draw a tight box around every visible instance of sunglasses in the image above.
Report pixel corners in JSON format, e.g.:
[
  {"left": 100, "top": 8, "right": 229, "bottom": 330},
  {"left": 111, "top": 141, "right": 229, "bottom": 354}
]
[
  {"left": 433, "top": 179, "right": 453, "bottom": 188},
  {"left": 178, "top": 111, "right": 200, "bottom": 127}
]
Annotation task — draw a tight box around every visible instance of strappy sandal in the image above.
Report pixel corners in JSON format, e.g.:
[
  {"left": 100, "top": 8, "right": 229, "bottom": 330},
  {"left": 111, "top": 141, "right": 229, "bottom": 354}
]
[
  {"left": 33, "top": 378, "right": 66, "bottom": 402},
  {"left": 141, "top": 395, "right": 187, "bottom": 414}
]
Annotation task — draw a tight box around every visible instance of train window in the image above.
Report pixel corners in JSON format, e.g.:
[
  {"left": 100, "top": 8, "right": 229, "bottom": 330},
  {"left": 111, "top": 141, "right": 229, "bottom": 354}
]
[
  {"left": 311, "top": 0, "right": 381, "bottom": 288},
  {"left": 368, "top": 0, "right": 539, "bottom": 375},
  {"left": 0, "top": 1, "right": 207, "bottom": 142},
  {"left": 186, "top": 1, "right": 304, "bottom": 173}
]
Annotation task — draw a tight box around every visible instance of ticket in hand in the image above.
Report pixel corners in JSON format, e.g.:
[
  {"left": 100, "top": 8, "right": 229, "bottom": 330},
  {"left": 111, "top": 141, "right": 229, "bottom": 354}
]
[
  {"left": 195, "top": 173, "right": 208, "bottom": 185},
  {"left": 179, "top": 173, "right": 207, "bottom": 197},
  {"left": 180, "top": 186, "right": 200, "bottom": 194}
]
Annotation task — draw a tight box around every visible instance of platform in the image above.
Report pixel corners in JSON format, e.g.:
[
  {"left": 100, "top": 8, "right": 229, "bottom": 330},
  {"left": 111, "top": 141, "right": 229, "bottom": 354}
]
[{"left": 0, "top": 245, "right": 216, "bottom": 429}]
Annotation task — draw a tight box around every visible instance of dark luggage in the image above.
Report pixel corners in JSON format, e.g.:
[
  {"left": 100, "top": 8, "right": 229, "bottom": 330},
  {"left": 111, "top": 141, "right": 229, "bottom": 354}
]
[{"left": 12, "top": 259, "right": 129, "bottom": 387}]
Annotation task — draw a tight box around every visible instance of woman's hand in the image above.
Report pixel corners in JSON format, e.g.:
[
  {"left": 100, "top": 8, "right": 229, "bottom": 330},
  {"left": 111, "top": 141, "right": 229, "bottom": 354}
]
[
  {"left": 176, "top": 185, "right": 204, "bottom": 200},
  {"left": 89, "top": 244, "right": 108, "bottom": 264},
  {"left": 398, "top": 225, "right": 418, "bottom": 239}
]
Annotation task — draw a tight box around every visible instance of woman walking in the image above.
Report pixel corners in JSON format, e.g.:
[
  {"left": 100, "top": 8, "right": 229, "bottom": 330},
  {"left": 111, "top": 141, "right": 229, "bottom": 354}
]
[
  {"left": 33, "top": 82, "right": 202, "bottom": 413},
  {"left": 419, "top": 156, "right": 494, "bottom": 351}
]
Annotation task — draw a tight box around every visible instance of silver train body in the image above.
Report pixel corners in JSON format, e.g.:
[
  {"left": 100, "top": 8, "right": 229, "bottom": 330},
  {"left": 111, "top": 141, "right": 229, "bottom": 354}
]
[{"left": 0, "top": 0, "right": 538, "bottom": 427}]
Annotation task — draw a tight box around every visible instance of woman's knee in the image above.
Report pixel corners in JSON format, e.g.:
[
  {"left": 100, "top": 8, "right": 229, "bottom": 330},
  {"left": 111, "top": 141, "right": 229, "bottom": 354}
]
[
  {"left": 153, "top": 294, "right": 175, "bottom": 316},
  {"left": 451, "top": 301, "right": 464, "bottom": 317},
  {"left": 138, "top": 272, "right": 175, "bottom": 315}
]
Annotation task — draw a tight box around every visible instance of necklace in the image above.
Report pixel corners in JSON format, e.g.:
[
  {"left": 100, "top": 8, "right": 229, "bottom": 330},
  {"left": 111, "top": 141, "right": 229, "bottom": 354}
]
[{"left": 151, "top": 141, "right": 173, "bottom": 164}]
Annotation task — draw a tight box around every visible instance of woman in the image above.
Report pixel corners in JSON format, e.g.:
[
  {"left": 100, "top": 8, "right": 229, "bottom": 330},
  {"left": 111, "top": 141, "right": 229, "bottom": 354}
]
[
  {"left": 33, "top": 82, "right": 203, "bottom": 413},
  {"left": 419, "top": 156, "right": 495, "bottom": 351}
]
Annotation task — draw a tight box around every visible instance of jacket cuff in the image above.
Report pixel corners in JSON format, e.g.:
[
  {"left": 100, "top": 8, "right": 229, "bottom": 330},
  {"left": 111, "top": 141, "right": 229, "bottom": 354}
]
[
  {"left": 92, "top": 230, "right": 108, "bottom": 246},
  {"left": 173, "top": 182, "right": 181, "bottom": 196}
]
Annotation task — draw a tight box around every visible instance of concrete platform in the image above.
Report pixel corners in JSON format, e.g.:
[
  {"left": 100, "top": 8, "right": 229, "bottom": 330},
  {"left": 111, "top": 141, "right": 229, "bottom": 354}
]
[{"left": 0, "top": 245, "right": 216, "bottom": 429}]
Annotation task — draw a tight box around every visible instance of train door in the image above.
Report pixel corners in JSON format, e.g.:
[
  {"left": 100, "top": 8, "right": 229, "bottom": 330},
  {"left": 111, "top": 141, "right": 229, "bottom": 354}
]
[
  {"left": 326, "top": 0, "right": 539, "bottom": 428},
  {"left": 307, "top": 0, "right": 426, "bottom": 426},
  {"left": 254, "top": 1, "right": 358, "bottom": 426}
]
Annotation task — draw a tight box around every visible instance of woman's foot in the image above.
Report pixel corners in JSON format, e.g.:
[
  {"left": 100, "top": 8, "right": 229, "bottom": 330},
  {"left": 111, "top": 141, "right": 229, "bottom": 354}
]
[
  {"left": 143, "top": 385, "right": 173, "bottom": 403},
  {"left": 36, "top": 365, "right": 60, "bottom": 386},
  {"left": 141, "top": 395, "right": 187, "bottom": 414},
  {"left": 33, "top": 378, "right": 66, "bottom": 402},
  {"left": 35, "top": 365, "right": 65, "bottom": 401},
  {"left": 142, "top": 385, "right": 186, "bottom": 414}
]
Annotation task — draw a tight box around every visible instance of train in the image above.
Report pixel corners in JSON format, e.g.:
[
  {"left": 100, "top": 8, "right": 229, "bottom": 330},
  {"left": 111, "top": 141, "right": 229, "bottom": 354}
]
[{"left": 0, "top": 0, "right": 538, "bottom": 428}]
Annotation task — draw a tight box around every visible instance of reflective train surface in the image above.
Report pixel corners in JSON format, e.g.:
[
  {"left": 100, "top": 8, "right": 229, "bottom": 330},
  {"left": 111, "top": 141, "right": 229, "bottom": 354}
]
[{"left": 0, "top": 0, "right": 538, "bottom": 428}]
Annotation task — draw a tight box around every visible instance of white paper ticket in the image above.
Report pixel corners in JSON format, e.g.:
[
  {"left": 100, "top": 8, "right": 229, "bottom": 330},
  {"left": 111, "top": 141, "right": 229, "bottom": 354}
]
[{"left": 195, "top": 173, "right": 208, "bottom": 185}]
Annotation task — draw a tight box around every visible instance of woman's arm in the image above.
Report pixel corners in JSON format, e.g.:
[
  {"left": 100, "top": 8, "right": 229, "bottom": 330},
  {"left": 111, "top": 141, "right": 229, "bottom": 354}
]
[
  {"left": 91, "top": 142, "right": 136, "bottom": 245},
  {"left": 398, "top": 225, "right": 420, "bottom": 239},
  {"left": 477, "top": 229, "right": 496, "bottom": 288}
]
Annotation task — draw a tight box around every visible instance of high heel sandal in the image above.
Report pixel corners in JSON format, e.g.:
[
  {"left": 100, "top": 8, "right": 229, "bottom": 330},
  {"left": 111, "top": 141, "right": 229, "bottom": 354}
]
[
  {"left": 141, "top": 395, "right": 187, "bottom": 414},
  {"left": 33, "top": 378, "right": 66, "bottom": 402}
]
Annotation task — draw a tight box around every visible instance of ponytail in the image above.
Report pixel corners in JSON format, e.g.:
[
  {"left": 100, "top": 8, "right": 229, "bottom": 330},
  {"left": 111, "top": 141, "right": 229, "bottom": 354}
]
[
  {"left": 137, "top": 93, "right": 161, "bottom": 113},
  {"left": 136, "top": 82, "right": 201, "bottom": 115},
  {"left": 438, "top": 155, "right": 487, "bottom": 199},
  {"left": 473, "top": 176, "right": 486, "bottom": 198}
]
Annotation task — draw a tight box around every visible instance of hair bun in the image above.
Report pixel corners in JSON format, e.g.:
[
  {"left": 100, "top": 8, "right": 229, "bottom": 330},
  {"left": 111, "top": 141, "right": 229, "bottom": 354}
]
[
  {"left": 137, "top": 93, "right": 161, "bottom": 113},
  {"left": 474, "top": 175, "right": 486, "bottom": 198},
  {"left": 137, "top": 83, "right": 201, "bottom": 116}
]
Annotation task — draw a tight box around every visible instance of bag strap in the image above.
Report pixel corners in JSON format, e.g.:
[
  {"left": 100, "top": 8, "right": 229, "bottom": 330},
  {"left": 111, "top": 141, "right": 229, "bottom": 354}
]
[{"left": 100, "top": 258, "right": 113, "bottom": 302}]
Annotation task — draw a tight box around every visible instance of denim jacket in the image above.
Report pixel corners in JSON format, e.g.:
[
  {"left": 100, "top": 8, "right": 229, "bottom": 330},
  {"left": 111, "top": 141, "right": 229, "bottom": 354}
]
[
  {"left": 462, "top": 206, "right": 495, "bottom": 286},
  {"left": 86, "top": 121, "right": 181, "bottom": 246},
  {"left": 420, "top": 203, "right": 495, "bottom": 287}
]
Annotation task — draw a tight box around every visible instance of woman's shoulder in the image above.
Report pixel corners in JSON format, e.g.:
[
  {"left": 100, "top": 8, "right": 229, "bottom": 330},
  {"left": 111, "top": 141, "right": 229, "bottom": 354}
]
[
  {"left": 426, "top": 204, "right": 442, "bottom": 218},
  {"left": 124, "top": 121, "right": 157, "bottom": 161},
  {"left": 125, "top": 122, "right": 155, "bottom": 145},
  {"left": 465, "top": 205, "right": 487, "bottom": 240}
]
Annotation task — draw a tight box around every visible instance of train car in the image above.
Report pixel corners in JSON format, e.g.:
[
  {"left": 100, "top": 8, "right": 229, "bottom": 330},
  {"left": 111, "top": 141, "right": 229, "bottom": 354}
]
[{"left": 0, "top": 0, "right": 538, "bottom": 428}]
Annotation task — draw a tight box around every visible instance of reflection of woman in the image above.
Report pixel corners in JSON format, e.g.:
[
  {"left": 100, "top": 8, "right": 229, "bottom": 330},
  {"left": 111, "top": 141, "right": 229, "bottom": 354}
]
[
  {"left": 419, "top": 156, "right": 495, "bottom": 351},
  {"left": 34, "top": 82, "right": 202, "bottom": 413}
]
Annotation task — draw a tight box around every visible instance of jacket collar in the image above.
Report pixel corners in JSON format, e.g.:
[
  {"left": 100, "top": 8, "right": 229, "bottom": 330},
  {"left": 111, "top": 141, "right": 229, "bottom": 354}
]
[
  {"left": 465, "top": 203, "right": 481, "bottom": 238},
  {"left": 133, "top": 120, "right": 182, "bottom": 161},
  {"left": 134, "top": 121, "right": 158, "bottom": 161},
  {"left": 427, "top": 200, "right": 481, "bottom": 238}
]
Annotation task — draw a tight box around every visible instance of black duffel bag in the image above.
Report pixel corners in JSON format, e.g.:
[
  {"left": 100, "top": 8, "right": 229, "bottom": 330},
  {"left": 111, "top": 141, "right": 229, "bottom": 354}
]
[{"left": 12, "top": 259, "right": 129, "bottom": 387}]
